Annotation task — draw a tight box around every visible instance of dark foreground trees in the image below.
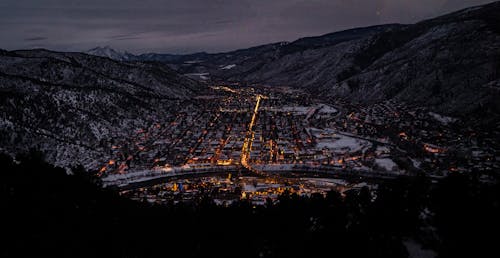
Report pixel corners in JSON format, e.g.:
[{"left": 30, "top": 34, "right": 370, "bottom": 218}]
[{"left": 1, "top": 152, "right": 499, "bottom": 258}]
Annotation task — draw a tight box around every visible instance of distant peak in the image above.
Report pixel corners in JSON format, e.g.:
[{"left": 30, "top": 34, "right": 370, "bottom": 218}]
[
  {"left": 88, "top": 45, "right": 113, "bottom": 51},
  {"left": 86, "top": 46, "right": 134, "bottom": 61}
]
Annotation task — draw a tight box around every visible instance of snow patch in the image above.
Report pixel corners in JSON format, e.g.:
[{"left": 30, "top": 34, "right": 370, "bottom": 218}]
[
  {"left": 317, "top": 104, "right": 338, "bottom": 114},
  {"left": 428, "top": 112, "right": 457, "bottom": 125},
  {"left": 375, "top": 158, "right": 398, "bottom": 171},
  {"left": 220, "top": 64, "right": 236, "bottom": 70},
  {"left": 184, "top": 73, "right": 210, "bottom": 80}
]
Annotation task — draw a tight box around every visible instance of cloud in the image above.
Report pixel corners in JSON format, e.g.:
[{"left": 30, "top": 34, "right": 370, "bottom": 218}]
[
  {"left": 24, "top": 36, "right": 48, "bottom": 41},
  {"left": 0, "top": 0, "right": 496, "bottom": 53}
]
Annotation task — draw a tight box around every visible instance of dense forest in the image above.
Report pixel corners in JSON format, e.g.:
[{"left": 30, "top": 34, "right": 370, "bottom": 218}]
[{"left": 1, "top": 151, "right": 499, "bottom": 258}]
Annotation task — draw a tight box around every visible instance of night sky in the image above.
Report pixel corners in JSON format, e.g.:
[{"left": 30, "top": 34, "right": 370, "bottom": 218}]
[{"left": 0, "top": 0, "right": 496, "bottom": 54}]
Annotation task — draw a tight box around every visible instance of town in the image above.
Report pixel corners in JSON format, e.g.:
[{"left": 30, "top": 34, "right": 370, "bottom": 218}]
[{"left": 98, "top": 84, "right": 499, "bottom": 203}]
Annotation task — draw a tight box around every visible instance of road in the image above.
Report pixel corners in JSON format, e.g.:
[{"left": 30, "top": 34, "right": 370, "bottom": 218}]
[{"left": 240, "top": 94, "right": 264, "bottom": 173}]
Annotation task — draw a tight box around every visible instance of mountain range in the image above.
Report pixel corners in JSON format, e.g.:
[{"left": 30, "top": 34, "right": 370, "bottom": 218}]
[{"left": 88, "top": 1, "right": 500, "bottom": 120}]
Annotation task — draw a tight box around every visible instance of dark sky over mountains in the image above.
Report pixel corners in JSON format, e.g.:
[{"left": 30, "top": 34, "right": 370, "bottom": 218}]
[{"left": 0, "top": 0, "right": 497, "bottom": 54}]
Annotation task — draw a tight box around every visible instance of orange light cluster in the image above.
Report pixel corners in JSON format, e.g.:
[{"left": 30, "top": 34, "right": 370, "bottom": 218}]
[
  {"left": 117, "top": 163, "right": 127, "bottom": 174},
  {"left": 424, "top": 144, "right": 443, "bottom": 153}
]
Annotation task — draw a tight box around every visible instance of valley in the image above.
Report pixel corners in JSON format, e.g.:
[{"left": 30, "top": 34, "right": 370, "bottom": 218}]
[
  {"left": 2, "top": 1, "right": 500, "bottom": 257},
  {"left": 100, "top": 84, "right": 498, "bottom": 203}
]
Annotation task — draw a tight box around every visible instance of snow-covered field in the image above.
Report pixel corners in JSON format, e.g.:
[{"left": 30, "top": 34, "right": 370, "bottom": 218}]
[
  {"left": 315, "top": 133, "right": 372, "bottom": 153},
  {"left": 375, "top": 158, "right": 399, "bottom": 172}
]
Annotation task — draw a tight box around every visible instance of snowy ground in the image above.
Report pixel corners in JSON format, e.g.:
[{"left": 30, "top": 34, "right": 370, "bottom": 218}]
[
  {"left": 375, "top": 158, "right": 399, "bottom": 172},
  {"left": 428, "top": 112, "right": 457, "bottom": 125},
  {"left": 315, "top": 133, "right": 372, "bottom": 153},
  {"left": 184, "top": 73, "right": 210, "bottom": 80},
  {"left": 317, "top": 104, "right": 338, "bottom": 114},
  {"left": 220, "top": 64, "right": 236, "bottom": 70}
]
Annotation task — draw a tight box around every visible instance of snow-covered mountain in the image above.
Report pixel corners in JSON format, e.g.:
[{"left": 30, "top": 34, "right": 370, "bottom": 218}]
[
  {"left": 86, "top": 46, "right": 136, "bottom": 61},
  {"left": 0, "top": 49, "right": 202, "bottom": 169},
  {"left": 135, "top": 1, "right": 500, "bottom": 120}
]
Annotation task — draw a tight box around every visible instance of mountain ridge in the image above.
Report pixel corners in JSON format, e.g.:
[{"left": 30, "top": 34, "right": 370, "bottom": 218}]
[
  {"left": 83, "top": 2, "right": 500, "bottom": 120},
  {"left": 123, "top": 1, "right": 499, "bottom": 119},
  {"left": 0, "top": 49, "right": 203, "bottom": 169}
]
